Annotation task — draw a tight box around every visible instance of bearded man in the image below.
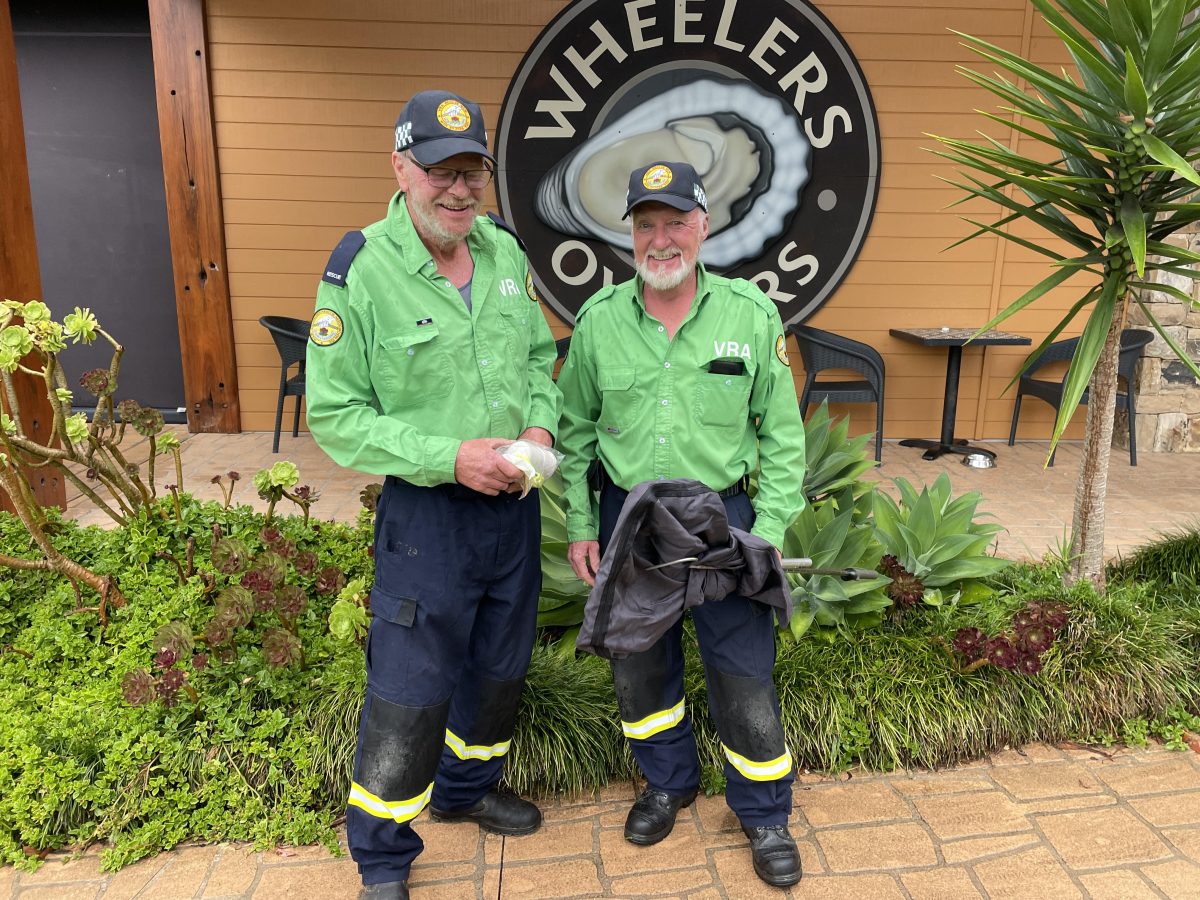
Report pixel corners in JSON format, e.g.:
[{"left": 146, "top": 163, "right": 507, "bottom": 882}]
[
  {"left": 306, "top": 90, "right": 561, "bottom": 900},
  {"left": 556, "top": 160, "right": 806, "bottom": 888}
]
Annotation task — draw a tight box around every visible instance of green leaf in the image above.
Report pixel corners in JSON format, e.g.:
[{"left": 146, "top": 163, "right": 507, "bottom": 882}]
[
  {"left": 1141, "top": 133, "right": 1200, "bottom": 187},
  {"left": 1143, "top": 0, "right": 1186, "bottom": 85},
  {"left": 1129, "top": 280, "right": 1197, "bottom": 305},
  {"left": 1048, "top": 278, "right": 1121, "bottom": 454},
  {"left": 1135, "top": 299, "right": 1200, "bottom": 381},
  {"left": 1123, "top": 50, "right": 1149, "bottom": 119},
  {"left": 1107, "top": 0, "right": 1143, "bottom": 57},
  {"left": 971, "top": 265, "right": 1080, "bottom": 337},
  {"left": 1119, "top": 194, "right": 1147, "bottom": 276}
]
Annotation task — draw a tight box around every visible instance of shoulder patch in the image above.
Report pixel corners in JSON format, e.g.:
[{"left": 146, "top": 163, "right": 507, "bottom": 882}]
[
  {"left": 775, "top": 334, "right": 790, "bottom": 366},
  {"left": 575, "top": 285, "right": 617, "bottom": 320},
  {"left": 310, "top": 309, "right": 344, "bottom": 347},
  {"left": 321, "top": 230, "right": 367, "bottom": 287},
  {"left": 525, "top": 270, "right": 540, "bottom": 303},
  {"left": 487, "top": 212, "right": 526, "bottom": 252}
]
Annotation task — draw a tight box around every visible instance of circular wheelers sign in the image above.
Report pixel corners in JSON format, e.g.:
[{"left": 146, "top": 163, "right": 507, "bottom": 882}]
[{"left": 496, "top": 0, "right": 880, "bottom": 326}]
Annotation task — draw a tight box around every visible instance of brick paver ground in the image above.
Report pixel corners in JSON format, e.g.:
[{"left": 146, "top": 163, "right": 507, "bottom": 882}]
[
  {"left": 8, "top": 743, "right": 1200, "bottom": 898},
  {"left": 63, "top": 429, "right": 1200, "bottom": 563},
  {"left": 13, "top": 431, "right": 1197, "bottom": 898}
]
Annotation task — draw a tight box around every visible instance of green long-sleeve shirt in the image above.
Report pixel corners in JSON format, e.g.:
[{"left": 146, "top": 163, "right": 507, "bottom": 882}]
[
  {"left": 305, "top": 192, "right": 561, "bottom": 483},
  {"left": 557, "top": 266, "right": 806, "bottom": 549}
]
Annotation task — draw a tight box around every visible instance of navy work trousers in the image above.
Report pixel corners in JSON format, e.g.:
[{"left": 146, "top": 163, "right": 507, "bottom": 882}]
[
  {"left": 348, "top": 476, "right": 541, "bottom": 886},
  {"left": 599, "top": 483, "right": 793, "bottom": 826}
]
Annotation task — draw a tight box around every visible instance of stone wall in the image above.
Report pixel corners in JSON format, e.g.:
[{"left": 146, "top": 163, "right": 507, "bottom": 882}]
[{"left": 1118, "top": 226, "right": 1200, "bottom": 454}]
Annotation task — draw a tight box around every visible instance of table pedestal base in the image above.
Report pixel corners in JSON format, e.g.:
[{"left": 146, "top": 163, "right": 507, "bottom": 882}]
[{"left": 898, "top": 438, "right": 994, "bottom": 461}]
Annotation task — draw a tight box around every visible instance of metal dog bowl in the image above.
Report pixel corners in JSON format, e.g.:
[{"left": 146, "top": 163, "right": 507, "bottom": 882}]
[{"left": 961, "top": 452, "right": 995, "bottom": 469}]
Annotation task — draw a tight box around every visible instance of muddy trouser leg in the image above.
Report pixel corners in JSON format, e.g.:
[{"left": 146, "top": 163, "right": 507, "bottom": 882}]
[
  {"left": 694, "top": 492, "right": 793, "bottom": 826},
  {"left": 346, "top": 478, "right": 540, "bottom": 885},
  {"left": 600, "top": 482, "right": 699, "bottom": 796}
]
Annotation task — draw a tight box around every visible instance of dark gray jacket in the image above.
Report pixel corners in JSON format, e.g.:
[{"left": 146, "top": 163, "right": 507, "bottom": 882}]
[{"left": 576, "top": 479, "right": 792, "bottom": 659}]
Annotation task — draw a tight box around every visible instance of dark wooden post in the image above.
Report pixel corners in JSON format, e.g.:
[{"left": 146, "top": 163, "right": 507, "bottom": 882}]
[
  {"left": 148, "top": 0, "right": 241, "bottom": 433},
  {"left": 0, "top": 0, "right": 65, "bottom": 511}
]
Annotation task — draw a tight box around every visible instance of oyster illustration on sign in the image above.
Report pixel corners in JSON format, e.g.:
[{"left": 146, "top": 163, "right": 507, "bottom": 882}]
[{"left": 533, "top": 79, "right": 810, "bottom": 269}]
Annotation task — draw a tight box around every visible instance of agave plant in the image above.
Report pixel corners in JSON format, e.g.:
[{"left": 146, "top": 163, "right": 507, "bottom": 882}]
[
  {"left": 932, "top": 0, "right": 1200, "bottom": 590},
  {"left": 872, "top": 473, "right": 1010, "bottom": 609},
  {"left": 801, "top": 399, "right": 879, "bottom": 505},
  {"left": 782, "top": 488, "right": 892, "bottom": 641}
]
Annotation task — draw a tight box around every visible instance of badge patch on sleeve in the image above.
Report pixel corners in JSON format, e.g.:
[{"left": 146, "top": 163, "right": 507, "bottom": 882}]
[
  {"left": 775, "top": 334, "right": 790, "bottom": 366},
  {"left": 310, "top": 309, "right": 344, "bottom": 347},
  {"left": 525, "top": 271, "right": 539, "bottom": 303}
]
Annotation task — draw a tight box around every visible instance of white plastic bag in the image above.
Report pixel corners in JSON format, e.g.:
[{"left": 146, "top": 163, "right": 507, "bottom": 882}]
[{"left": 498, "top": 440, "right": 563, "bottom": 498}]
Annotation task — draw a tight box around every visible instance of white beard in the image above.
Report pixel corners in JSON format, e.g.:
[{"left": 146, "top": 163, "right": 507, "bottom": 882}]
[{"left": 637, "top": 251, "right": 695, "bottom": 291}]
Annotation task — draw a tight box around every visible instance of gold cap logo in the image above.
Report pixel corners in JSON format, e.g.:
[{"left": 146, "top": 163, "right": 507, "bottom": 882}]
[
  {"left": 642, "top": 165, "right": 673, "bottom": 190},
  {"left": 436, "top": 99, "right": 471, "bottom": 132}
]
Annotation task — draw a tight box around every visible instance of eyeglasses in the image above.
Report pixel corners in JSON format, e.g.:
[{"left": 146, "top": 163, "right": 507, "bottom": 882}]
[{"left": 410, "top": 158, "right": 494, "bottom": 190}]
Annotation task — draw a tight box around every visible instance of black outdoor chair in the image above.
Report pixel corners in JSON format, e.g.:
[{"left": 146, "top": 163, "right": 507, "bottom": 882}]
[
  {"left": 788, "top": 324, "right": 886, "bottom": 461},
  {"left": 259, "top": 315, "right": 309, "bottom": 454},
  {"left": 1008, "top": 328, "right": 1153, "bottom": 466}
]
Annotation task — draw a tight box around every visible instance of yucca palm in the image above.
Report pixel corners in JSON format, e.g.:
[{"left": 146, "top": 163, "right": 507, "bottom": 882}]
[{"left": 933, "top": 0, "right": 1200, "bottom": 591}]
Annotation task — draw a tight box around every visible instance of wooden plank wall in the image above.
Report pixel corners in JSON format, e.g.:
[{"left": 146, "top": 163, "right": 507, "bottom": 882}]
[{"left": 206, "top": 0, "right": 1083, "bottom": 441}]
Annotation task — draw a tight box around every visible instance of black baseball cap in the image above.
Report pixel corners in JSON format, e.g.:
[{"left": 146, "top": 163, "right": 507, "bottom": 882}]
[
  {"left": 622, "top": 161, "right": 709, "bottom": 219},
  {"left": 394, "top": 90, "right": 494, "bottom": 164}
]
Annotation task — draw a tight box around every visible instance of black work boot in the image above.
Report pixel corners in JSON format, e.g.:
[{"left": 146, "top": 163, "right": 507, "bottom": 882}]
[
  {"left": 623, "top": 787, "right": 698, "bottom": 845},
  {"left": 743, "top": 824, "right": 802, "bottom": 887},
  {"left": 359, "top": 881, "right": 409, "bottom": 899},
  {"left": 429, "top": 790, "right": 542, "bottom": 835}
]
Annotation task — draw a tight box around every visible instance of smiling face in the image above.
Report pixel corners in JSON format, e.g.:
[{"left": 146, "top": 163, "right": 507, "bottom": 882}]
[
  {"left": 393, "top": 150, "right": 486, "bottom": 251},
  {"left": 630, "top": 202, "right": 709, "bottom": 292}
]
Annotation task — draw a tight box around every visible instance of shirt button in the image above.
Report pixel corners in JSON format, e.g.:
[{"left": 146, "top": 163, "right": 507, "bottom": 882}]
[
  {"left": 407, "top": 348, "right": 415, "bottom": 356},
  {"left": 661, "top": 399, "right": 669, "bottom": 406},
  {"left": 480, "top": 359, "right": 490, "bottom": 366},
  {"left": 663, "top": 361, "right": 671, "bottom": 369},
  {"left": 658, "top": 437, "right": 666, "bottom": 444},
  {"left": 658, "top": 326, "right": 664, "bottom": 333},
  {"left": 725, "top": 379, "right": 732, "bottom": 385}
]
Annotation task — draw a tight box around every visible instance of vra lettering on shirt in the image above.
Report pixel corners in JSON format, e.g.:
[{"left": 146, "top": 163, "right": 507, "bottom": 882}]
[
  {"left": 713, "top": 341, "right": 752, "bottom": 360},
  {"left": 498, "top": 278, "right": 521, "bottom": 297}
]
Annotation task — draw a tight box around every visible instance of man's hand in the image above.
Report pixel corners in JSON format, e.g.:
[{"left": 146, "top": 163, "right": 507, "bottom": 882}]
[
  {"left": 518, "top": 426, "right": 554, "bottom": 448},
  {"left": 454, "top": 438, "right": 524, "bottom": 496},
  {"left": 568, "top": 540, "right": 601, "bottom": 587}
]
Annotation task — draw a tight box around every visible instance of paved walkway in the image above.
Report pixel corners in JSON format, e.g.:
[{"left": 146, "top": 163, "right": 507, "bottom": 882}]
[
  {"left": 63, "top": 430, "right": 1200, "bottom": 563},
  {"left": 6, "top": 743, "right": 1200, "bottom": 899}
]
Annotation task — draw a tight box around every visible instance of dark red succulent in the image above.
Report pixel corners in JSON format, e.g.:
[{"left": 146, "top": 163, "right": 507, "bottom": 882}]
[
  {"left": 263, "top": 628, "right": 303, "bottom": 668},
  {"left": 315, "top": 566, "right": 346, "bottom": 596},
  {"left": 952, "top": 627, "right": 987, "bottom": 657},
  {"left": 984, "top": 637, "right": 1020, "bottom": 671},
  {"left": 121, "top": 669, "right": 156, "bottom": 706}
]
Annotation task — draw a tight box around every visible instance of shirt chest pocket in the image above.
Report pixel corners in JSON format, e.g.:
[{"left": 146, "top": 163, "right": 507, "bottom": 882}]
[
  {"left": 694, "top": 372, "right": 752, "bottom": 430},
  {"left": 375, "top": 325, "right": 453, "bottom": 404},
  {"left": 497, "top": 302, "right": 531, "bottom": 359},
  {"left": 598, "top": 366, "right": 640, "bottom": 432}
]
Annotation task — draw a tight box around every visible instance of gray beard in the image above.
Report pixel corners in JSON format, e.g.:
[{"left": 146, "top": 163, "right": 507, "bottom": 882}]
[
  {"left": 637, "top": 254, "right": 693, "bottom": 291},
  {"left": 409, "top": 197, "right": 477, "bottom": 250}
]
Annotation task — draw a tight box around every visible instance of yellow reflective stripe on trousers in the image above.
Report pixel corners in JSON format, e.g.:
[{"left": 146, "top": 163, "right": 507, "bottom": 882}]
[
  {"left": 348, "top": 781, "right": 433, "bottom": 823},
  {"left": 722, "top": 744, "right": 793, "bottom": 782},
  {"left": 444, "top": 728, "right": 512, "bottom": 761},
  {"left": 621, "top": 699, "right": 686, "bottom": 740}
]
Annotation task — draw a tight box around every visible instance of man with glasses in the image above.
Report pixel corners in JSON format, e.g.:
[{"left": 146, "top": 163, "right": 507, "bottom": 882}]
[{"left": 306, "top": 90, "right": 561, "bottom": 900}]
